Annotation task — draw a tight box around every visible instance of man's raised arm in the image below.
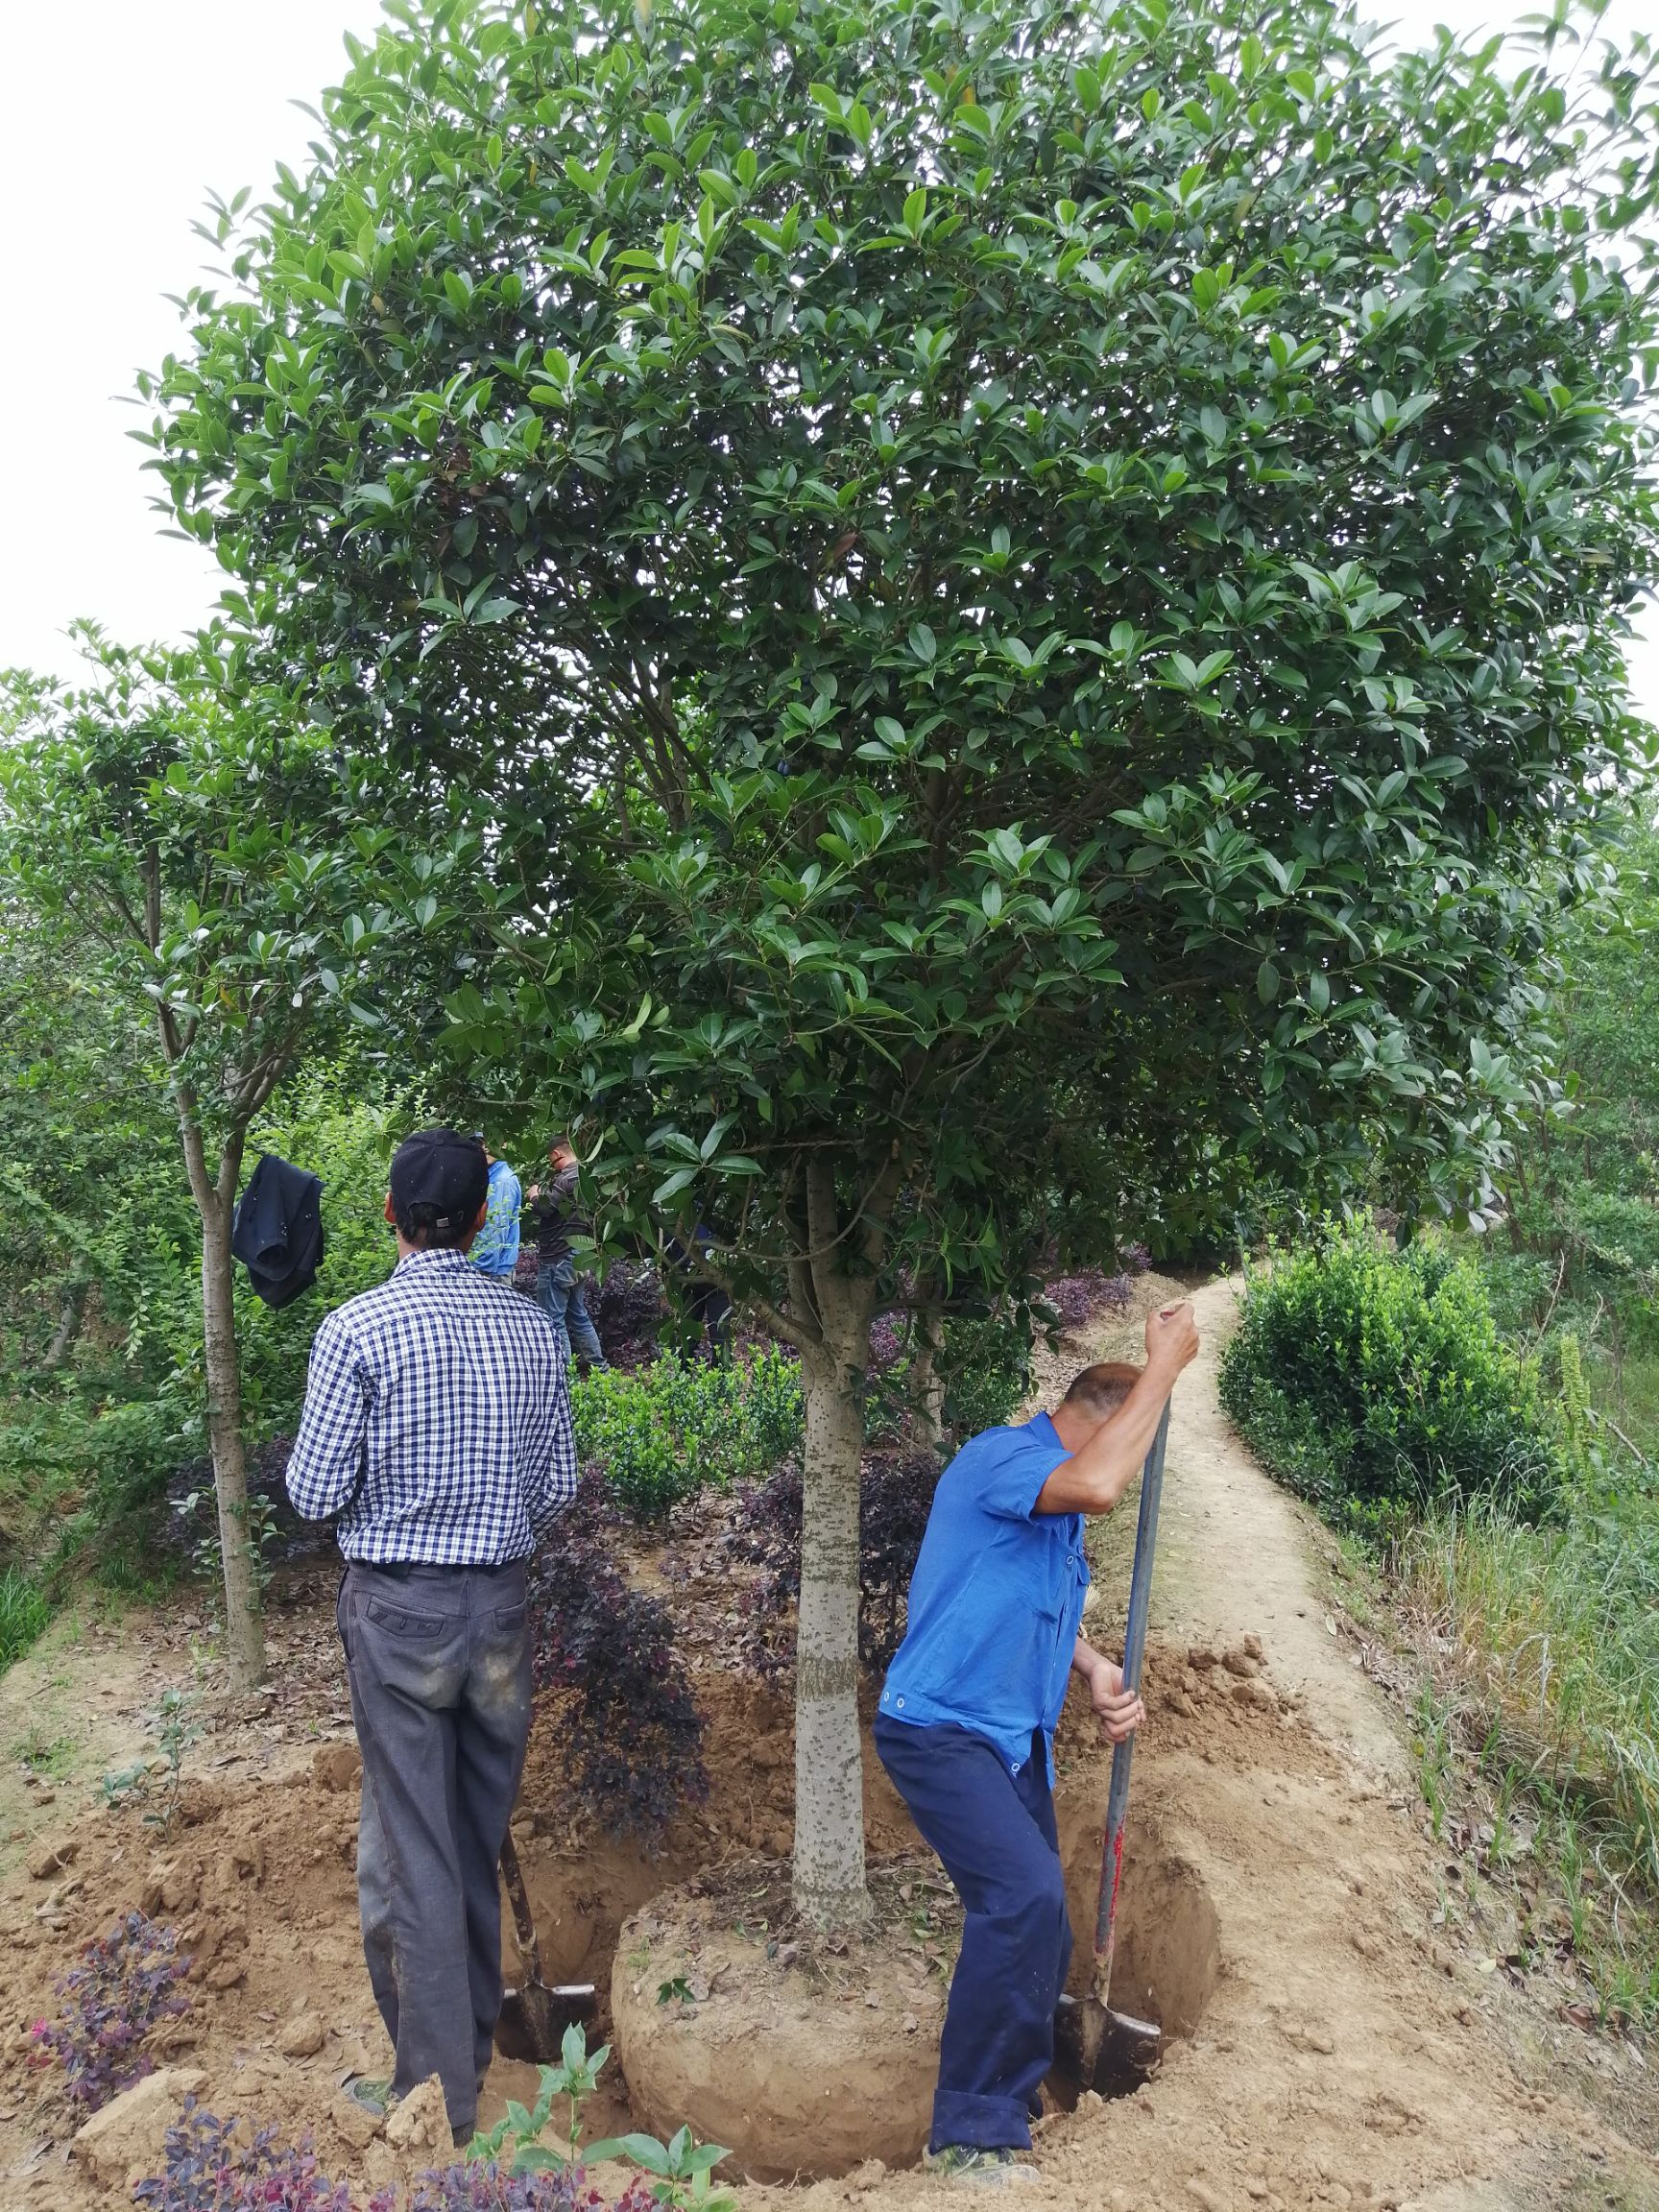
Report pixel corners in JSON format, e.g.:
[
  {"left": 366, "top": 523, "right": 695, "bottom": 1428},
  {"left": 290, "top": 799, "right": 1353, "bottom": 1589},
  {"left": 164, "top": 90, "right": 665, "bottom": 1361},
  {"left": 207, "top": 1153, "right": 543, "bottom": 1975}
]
[{"left": 1034, "top": 1303, "right": 1199, "bottom": 1516}]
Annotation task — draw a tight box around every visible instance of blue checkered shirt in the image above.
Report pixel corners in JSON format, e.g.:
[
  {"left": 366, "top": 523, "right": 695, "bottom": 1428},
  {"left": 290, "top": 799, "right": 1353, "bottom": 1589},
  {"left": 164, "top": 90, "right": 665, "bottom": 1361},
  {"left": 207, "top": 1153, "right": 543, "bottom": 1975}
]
[{"left": 285, "top": 1247, "right": 577, "bottom": 1564}]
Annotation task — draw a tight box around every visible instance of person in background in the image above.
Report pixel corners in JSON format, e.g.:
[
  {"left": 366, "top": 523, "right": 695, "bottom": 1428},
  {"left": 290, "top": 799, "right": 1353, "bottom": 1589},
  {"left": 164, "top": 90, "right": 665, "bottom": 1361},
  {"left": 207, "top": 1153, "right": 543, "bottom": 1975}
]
[
  {"left": 527, "top": 1136, "right": 608, "bottom": 1373},
  {"left": 469, "top": 1137, "right": 522, "bottom": 1280},
  {"left": 284, "top": 1128, "right": 576, "bottom": 2148},
  {"left": 665, "top": 1221, "right": 733, "bottom": 1361}
]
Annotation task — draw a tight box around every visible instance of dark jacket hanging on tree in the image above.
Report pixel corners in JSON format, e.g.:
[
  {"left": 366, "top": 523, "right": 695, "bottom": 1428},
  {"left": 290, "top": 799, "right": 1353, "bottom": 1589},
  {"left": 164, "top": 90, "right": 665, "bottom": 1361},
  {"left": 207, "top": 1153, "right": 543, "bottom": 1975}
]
[{"left": 232, "top": 1153, "right": 325, "bottom": 1309}]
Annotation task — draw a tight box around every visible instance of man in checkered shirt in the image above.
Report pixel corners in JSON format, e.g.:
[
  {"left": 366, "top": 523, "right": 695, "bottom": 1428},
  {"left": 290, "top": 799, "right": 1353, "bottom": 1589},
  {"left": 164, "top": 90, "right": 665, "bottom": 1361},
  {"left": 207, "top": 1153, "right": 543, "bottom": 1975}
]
[{"left": 286, "top": 1126, "right": 577, "bottom": 2147}]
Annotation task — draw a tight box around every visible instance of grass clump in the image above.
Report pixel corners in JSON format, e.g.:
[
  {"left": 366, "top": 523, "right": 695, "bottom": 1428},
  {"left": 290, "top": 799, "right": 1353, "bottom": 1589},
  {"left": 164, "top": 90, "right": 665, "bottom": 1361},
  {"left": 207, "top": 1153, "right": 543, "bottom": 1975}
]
[
  {"left": 1220, "top": 1216, "right": 1560, "bottom": 1538},
  {"left": 0, "top": 1563, "right": 50, "bottom": 1671},
  {"left": 1398, "top": 1495, "right": 1659, "bottom": 1903}
]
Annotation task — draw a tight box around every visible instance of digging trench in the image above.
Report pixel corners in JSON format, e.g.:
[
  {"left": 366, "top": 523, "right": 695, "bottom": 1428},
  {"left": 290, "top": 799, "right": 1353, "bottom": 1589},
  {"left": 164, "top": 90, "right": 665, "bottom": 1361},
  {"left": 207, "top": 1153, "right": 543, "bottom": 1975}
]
[{"left": 510, "top": 1735, "right": 1222, "bottom": 2183}]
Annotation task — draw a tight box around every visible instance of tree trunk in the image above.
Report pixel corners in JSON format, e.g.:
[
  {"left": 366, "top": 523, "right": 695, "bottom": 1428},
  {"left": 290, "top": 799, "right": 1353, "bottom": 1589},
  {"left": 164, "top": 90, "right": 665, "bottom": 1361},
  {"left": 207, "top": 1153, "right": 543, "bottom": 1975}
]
[
  {"left": 42, "top": 1278, "right": 88, "bottom": 1373},
  {"left": 909, "top": 1294, "right": 947, "bottom": 1450},
  {"left": 792, "top": 1330, "right": 873, "bottom": 1931},
  {"left": 200, "top": 1194, "right": 264, "bottom": 1690},
  {"left": 182, "top": 1128, "right": 265, "bottom": 1695}
]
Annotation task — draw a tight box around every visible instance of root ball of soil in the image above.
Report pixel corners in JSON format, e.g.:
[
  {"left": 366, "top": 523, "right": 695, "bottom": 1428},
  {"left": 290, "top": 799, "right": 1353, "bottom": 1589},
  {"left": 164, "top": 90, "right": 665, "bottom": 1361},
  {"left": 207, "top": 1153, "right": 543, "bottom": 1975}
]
[{"left": 610, "top": 1863, "right": 952, "bottom": 2181}]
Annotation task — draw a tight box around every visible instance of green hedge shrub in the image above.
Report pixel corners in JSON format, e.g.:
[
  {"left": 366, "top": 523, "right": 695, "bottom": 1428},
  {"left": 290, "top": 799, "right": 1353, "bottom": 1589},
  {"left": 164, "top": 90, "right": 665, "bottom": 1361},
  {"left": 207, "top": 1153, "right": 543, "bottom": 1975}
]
[
  {"left": 572, "top": 1345, "right": 804, "bottom": 1520},
  {"left": 1219, "top": 1218, "right": 1561, "bottom": 1538}
]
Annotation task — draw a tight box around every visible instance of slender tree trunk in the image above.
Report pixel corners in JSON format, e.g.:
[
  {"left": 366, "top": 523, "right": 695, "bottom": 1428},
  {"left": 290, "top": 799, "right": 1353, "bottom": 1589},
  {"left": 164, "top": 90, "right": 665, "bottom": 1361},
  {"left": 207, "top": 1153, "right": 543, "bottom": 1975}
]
[
  {"left": 42, "top": 1279, "right": 88, "bottom": 1373},
  {"left": 792, "top": 1320, "right": 874, "bottom": 1931},
  {"left": 176, "top": 1107, "right": 266, "bottom": 1695},
  {"left": 200, "top": 1190, "right": 265, "bottom": 1691},
  {"left": 909, "top": 1292, "right": 947, "bottom": 1450}
]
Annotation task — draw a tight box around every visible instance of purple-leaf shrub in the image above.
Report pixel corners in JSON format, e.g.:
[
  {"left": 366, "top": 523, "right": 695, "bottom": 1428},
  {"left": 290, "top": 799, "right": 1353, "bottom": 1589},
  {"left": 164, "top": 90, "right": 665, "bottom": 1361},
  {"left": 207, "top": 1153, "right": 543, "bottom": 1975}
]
[
  {"left": 1042, "top": 1275, "right": 1100, "bottom": 1329},
  {"left": 528, "top": 1506, "right": 707, "bottom": 1846},
  {"left": 31, "top": 1912, "right": 191, "bottom": 2114},
  {"left": 867, "top": 1311, "right": 905, "bottom": 1373},
  {"left": 134, "top": 2105, "right": 350, "bottom": 2210},
  {"left": 588, "top": 1262, "right": 667, "bottom": 1371},
  {"left": 729, "top": 1444, "right": 942, "bottom": 1679},
  {"left": 137, "top": 2110, "right": 658, "bottom": 2212},
  {"left": 373, "top": 2165, "right": 658, "bottom": 2211},
  {"left": 1043, "top": 1257, "right": 1151, "bottom": 1329}
]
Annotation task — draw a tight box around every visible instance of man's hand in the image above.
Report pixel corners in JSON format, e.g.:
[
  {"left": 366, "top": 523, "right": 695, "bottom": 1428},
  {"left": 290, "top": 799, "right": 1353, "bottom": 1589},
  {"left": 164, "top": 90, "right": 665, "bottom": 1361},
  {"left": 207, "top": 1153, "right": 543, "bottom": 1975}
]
[
  {"left": 1145, "top": 1301, "right": 1199, "bottom": 1378},
  {"left": 1089, "top": 1658, "right": 1145, "bottom": 1745},
  {"left": 526, "top": 1184, "right": 541, "bottom": 1201}
]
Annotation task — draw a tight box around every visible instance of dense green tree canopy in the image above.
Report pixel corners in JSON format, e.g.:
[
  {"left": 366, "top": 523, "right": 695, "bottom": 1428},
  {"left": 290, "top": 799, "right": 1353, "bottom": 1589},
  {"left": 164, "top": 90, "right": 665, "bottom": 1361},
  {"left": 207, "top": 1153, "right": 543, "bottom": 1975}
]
[
  {"left": 140, "top": 0, "right": 1659, "bottom": 1917},
  {"left": 144, "top": 0, "right": 1659, "bottom": 1248}
]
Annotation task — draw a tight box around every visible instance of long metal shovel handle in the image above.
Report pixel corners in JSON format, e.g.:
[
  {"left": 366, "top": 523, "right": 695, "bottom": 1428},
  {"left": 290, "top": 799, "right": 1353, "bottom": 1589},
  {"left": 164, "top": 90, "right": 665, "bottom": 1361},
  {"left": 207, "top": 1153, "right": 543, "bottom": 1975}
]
[{"left": 1093, "top": 1400, "right": 1172, "bottom": 1971}]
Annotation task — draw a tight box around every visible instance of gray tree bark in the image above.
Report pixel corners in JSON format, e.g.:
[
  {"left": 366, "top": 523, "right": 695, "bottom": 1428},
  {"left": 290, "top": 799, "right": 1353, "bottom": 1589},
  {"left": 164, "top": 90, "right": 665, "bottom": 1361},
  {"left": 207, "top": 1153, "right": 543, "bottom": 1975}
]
[
  {"left": 909, "top": 1292, "right": 947, "bottom": 1450},
  {"left": 180, "top": 1118, "right": 265, "bottom": 1693},
  {"left": 792, "top": 1319, "right": 873, "bottom": 1931},
  {"left": 41, "top": 1279, "right": 88, "bottom": 1373}
]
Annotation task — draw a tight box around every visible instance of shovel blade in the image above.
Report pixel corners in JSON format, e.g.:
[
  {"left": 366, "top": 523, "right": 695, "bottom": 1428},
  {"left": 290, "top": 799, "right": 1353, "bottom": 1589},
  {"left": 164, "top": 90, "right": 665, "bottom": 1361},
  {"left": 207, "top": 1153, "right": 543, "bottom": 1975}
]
[
  {"left": 494, "top": 1980, "right": 598, "bottom": 2064},
  {"left": 1053, "top": 1993, "right": 1162, "bottom": 2096}
]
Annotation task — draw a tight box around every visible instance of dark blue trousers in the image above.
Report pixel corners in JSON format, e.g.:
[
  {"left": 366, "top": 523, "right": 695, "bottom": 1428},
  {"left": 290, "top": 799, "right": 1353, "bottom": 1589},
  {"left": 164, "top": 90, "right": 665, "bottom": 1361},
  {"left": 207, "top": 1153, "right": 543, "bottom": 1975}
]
[{"left": 874, "top": 1716, "right": 1071, "bottom": 2153}]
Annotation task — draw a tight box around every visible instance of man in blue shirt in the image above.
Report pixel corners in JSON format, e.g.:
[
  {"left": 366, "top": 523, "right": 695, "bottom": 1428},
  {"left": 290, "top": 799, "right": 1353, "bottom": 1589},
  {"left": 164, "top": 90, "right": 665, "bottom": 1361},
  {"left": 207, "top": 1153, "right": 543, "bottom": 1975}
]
[
  {"left": 875, "top": 1302, "right": 1199, "bottom": 2185},
  {"left": 469, "top": 1138, "right": 522, "bottom": 1279}
]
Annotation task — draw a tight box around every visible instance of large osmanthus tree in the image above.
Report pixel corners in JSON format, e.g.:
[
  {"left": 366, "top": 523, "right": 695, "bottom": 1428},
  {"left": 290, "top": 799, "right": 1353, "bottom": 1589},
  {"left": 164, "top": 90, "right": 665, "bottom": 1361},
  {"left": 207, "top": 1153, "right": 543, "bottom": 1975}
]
[
  {"left": 142, "top": 0, "right": 1657, "bottom": 1917},
  {"left": 0, "top": 634, "right": 469, "bottom": 1691}
]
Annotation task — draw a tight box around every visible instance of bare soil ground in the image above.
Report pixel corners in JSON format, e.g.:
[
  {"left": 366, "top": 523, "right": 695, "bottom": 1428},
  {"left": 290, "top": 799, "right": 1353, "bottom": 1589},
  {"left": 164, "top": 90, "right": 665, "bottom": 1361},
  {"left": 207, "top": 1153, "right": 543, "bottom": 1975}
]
[{"left": 0, "top": 1274, "right": 1654, "bottom": 2208}]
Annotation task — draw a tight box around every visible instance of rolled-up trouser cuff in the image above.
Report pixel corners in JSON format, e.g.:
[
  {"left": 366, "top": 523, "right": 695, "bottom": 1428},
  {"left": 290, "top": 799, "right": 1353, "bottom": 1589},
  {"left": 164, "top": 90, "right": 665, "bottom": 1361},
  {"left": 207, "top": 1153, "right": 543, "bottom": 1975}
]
[{"left": 929, "top": 2088, "right": 1034, "bottom": 2153}]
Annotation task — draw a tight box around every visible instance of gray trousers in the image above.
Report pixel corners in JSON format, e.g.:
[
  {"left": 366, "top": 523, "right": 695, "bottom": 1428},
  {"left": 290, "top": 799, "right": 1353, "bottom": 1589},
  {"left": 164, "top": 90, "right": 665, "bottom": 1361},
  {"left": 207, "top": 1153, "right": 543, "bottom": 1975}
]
[{"left": 337, "top": 1560, "right": 533, "bottom": 2137}]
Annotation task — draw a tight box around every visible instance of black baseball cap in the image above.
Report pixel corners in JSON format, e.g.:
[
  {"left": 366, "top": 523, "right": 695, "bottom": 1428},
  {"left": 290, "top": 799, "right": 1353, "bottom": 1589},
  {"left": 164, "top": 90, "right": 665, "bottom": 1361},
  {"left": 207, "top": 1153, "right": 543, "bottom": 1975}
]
[{"left": 389, "top": 1128, "right": 489, "bottom": 1235}]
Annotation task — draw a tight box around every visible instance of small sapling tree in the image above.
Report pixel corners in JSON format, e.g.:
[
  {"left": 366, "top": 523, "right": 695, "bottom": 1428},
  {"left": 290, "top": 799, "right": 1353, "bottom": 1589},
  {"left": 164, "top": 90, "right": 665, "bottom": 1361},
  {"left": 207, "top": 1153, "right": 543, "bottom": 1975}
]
[
  {"left": 143, "top": 0, "right": 1658, "bottom": 1912},
  {"left": 0, "top": 634, "right": 457, "bottom": 1689}
]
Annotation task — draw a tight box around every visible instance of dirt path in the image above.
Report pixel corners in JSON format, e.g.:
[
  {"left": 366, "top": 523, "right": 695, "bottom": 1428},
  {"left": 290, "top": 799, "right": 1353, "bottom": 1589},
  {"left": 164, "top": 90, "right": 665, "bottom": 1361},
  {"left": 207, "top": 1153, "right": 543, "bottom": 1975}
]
[{"left": 1094, "top": 1276, "right": 1406, "bottom": 1776}]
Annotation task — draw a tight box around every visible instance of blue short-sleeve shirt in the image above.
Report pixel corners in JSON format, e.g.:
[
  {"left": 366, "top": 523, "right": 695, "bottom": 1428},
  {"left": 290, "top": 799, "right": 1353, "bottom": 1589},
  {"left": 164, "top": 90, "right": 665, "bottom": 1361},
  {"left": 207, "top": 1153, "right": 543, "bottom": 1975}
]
[
  {"left": 878, "top": 1411, "right": 1088, "bottom": 1782},
  {"left": 469, "top": 1159, "right": 522, "bottom": 1278}
]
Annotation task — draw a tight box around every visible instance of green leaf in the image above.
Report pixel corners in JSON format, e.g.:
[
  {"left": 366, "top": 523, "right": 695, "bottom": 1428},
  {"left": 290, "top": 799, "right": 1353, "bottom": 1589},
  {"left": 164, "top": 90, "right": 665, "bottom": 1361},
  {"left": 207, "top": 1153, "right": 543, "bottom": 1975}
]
[
  {"left": 512, "top": 2146, "right": 569, "bottom": 2176},
  {"left": 609, "top": 2134, "right": 676, "bottom": 2177}
]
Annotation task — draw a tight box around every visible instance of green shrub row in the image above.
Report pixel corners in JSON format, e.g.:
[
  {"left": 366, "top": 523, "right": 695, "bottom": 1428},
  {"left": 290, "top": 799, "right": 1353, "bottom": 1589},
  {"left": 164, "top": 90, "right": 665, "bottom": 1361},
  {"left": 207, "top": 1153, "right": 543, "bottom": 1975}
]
[
  {"left": 1219, "top": 1217, "right": 1563, "bottom": 1539},
  {"left": 572, "top": 1346, "right": 805, "bottom": 1520}
]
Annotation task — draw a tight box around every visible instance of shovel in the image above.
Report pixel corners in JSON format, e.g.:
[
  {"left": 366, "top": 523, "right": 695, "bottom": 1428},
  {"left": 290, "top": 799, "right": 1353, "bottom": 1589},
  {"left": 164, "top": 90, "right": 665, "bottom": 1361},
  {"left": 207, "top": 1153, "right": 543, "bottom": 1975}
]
[
  {"left": 1061, "top": 1400, "right": 1172, "bottom": 2092},
  {"left": 494, "top": 1827, "right": 598, "bottom": 2062}
]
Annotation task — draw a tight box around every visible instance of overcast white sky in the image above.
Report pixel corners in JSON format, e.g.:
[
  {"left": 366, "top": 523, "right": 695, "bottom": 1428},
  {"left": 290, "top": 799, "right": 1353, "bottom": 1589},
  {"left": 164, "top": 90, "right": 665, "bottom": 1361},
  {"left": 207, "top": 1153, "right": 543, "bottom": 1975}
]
[{"left": 0, "top": 0, "right": 1653, "bottom": 718}]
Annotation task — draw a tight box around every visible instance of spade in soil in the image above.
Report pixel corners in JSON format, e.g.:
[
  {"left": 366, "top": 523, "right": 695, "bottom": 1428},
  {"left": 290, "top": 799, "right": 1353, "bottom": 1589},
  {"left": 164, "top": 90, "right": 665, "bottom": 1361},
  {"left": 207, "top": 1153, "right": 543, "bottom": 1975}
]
[
  {"left": 1056, "top": 1400, "right": 1172, "bottom": 2095},
  {"left": 495, "top": 1827, "right": 597, "bottom": 2061}
]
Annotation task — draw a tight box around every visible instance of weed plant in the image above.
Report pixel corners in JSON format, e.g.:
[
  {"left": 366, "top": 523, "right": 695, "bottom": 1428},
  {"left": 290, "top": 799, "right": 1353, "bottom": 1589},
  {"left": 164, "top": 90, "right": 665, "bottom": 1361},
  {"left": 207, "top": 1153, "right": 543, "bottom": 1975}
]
[
  {"left": 0, "top": 1563, "right": 49, "bottom": 1670},
  {"left": 1397, "top": 1493, "right": 1659, "bottom": 1897}
]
